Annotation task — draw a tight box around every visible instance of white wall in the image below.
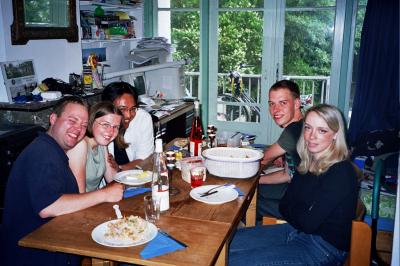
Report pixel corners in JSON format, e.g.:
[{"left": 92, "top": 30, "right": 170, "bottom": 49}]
[
  {"left": 391, "top": 154, "right": 400, "bottom": 265},
  {"left": 0, "top": 0, "right": 82, "bottom": 84},
  {"left": 0, "top": 1, "right": 6, "bottom": 62}
]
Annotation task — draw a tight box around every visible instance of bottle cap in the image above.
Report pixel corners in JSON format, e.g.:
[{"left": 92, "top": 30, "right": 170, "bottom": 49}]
[
  {"left": 194, "top": 100, "right": 199, "bottom": 109},
  {"left": 155, "top": 138, "right": 163, "bottom": 153}
]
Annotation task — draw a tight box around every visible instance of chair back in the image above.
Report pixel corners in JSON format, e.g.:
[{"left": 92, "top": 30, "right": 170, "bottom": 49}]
[{"left": 345, "top": 220, "right": 371, "bottom": 266}]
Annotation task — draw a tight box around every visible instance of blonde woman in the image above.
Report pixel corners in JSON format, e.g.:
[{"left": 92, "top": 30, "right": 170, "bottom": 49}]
[
  {"left": 229, "top": 104, "right": 357, "bottom": 265},
  {"left": 68, "top": 101, "right": 127, "bottom": 192}
]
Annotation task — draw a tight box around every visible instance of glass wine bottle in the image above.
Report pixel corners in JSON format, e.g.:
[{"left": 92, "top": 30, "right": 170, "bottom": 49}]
[
  {"left": 151, "top": 139, "right": 169, "bottom": 212},
  {"left": 189, "top": 100, "right": 204, "bottom": 156}
]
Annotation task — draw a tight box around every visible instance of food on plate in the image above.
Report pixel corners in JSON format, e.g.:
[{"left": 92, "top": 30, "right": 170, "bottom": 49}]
[
  {"left": 126, "top": 171, "right": 148, "bottom": 180},
  {"left": 104, "top": 215, "right": 147, "bottom": 241},
  {"left": 174, "top": 139, "right": 188, "bottom": 148}
]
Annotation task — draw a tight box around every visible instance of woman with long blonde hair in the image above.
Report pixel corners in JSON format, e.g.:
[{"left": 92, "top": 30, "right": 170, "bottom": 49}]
[{"left": 229, "top": 104, "right": 358, "bottom": 265}]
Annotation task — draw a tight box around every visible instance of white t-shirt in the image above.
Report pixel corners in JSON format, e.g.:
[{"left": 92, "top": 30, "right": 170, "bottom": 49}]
[{"left": 108, "top": 109, "right": 154, "bottom": 161}]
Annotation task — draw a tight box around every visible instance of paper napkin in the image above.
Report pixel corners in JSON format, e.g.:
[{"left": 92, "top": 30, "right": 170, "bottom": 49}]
[
  {"left": 140, "top": 232, "right": 186, "bottom": 259},
  {"left": 123, "top": 187, "right": 151, "bottom": 199},
  {"left": 222, "top": 183, "right": 244, "bottom": 196}
]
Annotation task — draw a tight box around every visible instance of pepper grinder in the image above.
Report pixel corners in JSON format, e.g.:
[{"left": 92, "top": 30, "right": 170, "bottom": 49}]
[
  {"left": 207, "top": 125, "right": 217, "bottom": 148},
  {"left": 165, "top": 151, "right": 180, "bottom": 196}
]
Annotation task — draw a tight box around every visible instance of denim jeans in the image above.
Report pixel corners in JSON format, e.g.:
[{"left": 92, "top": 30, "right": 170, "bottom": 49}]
[
  {"left": 229, "top": 223, "right": 347, "bottom": 266},
  {"left": 256, "top": 183, "right": 288, "bottom": 222}
]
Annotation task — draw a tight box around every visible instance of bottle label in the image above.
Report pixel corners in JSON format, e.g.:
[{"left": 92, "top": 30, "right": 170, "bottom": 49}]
[
  {"left": 190, "top": 141, "right": 202, "bottom": 156},
  {"left": 152, "top": 185, "right": 169, "bottom": 212}
]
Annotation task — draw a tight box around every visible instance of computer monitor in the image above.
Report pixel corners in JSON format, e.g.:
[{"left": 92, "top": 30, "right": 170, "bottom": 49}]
[
  {"left": 0, "top": 60, "right": 38, "bottom": 103},
  {"left": 120, "top": 72, "right": 147, "bottom": 96}
]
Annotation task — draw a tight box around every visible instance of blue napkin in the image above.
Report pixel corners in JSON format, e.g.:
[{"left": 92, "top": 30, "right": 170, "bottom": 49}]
[
  {"left": 222, "top": 184, "right": 244, "bottom": 196},
  {"left": 168, "top": 145, "right": 181, "bottom": 151},
  {"left": 233, "top": 186, "right": 244, "bottom": 196},
  {"left": 140, "top": 232, "right": 186, "bottom": 259},
  {"left": 123, "top": 187, "right": 151, "bottom": 199}
]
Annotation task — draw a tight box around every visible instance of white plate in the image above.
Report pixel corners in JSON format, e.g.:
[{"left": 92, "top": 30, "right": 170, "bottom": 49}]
[
  {"left": 190, "top": 185, "right": 239, "bottom": 205},
  {"left": 91, "top": 219, "right": 158, "bottom": 247},
  {"left": 114, "top": 170, "right": 152, "bottom": 186}
]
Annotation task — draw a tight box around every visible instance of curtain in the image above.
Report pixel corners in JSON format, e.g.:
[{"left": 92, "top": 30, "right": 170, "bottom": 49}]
[{"left": 347, "top": 0, "right": 399, "bottom": 145}]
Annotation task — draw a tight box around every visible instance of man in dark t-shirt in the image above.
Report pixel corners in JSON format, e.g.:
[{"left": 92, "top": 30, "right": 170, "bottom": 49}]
[
  {"left": 257, "top": 80, "right": 303, "bottom": 221},
  {"left": 0, "top": 96, "right": 124, "bottom": 266}
]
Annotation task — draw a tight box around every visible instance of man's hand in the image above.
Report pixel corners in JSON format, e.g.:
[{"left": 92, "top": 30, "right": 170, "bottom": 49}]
[
  {"left": 272, "top": 156, "right": 284, "bottom": 168},
  {"left": 101, "top": 182, "right": 124, "bottom": 202}
]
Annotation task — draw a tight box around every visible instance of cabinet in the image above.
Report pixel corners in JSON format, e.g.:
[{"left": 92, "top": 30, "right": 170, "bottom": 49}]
[{"left": 154, "top": 102, "right": 194, "bottom": 144}]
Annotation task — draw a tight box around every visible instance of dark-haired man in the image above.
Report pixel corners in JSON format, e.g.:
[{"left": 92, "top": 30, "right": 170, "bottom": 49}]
[
  {"left": 1, "top": 96, "right": 124, "bottom": 266},
  {"left": 257, "top": 80, "right": 304, "bottom": 220}
]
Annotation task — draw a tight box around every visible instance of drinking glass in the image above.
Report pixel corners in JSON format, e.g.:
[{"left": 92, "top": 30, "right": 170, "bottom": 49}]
[
  {"left": 144, "top": 195, "right": 160, "bottom": 224},
  {"left": 190, "top": 166, "right": 207, "bottom": 188}
]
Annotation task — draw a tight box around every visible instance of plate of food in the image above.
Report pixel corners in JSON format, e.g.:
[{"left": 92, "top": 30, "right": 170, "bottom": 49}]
[
  {"left": 113, "top": 170, "right": 152, "bottom": 186},
  {"left": 91, "top": 215, "right": 158, "bottom": 247},
  {"left": 174, "top": 138, "right": 189, "bottom": 148}
]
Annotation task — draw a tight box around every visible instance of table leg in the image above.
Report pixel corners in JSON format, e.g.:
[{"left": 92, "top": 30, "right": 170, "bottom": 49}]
[
  {"left": 215, "top": 242, "right": 227, "bottom": 266},
  {"left": 245, "top": 187, "right": 257, "bottom": 227},
  {"left": 91, "top": 258, "right": 117, "bottom": 266}
]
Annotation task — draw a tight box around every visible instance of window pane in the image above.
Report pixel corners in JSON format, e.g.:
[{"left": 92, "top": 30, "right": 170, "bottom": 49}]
[
  {"left": 158, "top": 0, "right": 199, "bottom": 8},
  {"left": 217, "top": 102, "right": 260, "bottom": 123},
  {"left": 171, "top": 11, "right": 200, "bottom": 71},
  {"left": 219, "top": 0, "right": 263, "bottom": 8},
  {"left": 24, "top": 0, "right": 69, "bottom": 27},
  {"left": 217, "top": 11, "right": 262, "bottom": 123},
  {"left": 283, "top": 10, "right": 334, "bottom": 107},
  {"left": 349, "top": 3, "right": 367, "bottom": 118},
  {"left": 286, "top": 0, "right": 336, "bottom": 8},
  {"left": 158, "top": 8, "right": 200, "bottom": 97}
]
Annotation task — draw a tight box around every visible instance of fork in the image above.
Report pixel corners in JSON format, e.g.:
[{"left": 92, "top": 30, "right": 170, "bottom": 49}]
[{"left": 200, "top": 183, "right": 228, "bottom": 196}]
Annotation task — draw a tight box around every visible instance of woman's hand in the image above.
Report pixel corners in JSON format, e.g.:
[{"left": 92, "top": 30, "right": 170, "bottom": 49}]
[{"left": 107, "top": 153, "right": 119, "bottom": 171}]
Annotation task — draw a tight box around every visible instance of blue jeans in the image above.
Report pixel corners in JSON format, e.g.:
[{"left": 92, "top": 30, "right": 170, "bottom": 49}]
[
  {"left": 229, "top": 223, "right": 347, "bottom": 266},
  {"left": 256, "top": 183, "right": 288, "bottom": 222}
]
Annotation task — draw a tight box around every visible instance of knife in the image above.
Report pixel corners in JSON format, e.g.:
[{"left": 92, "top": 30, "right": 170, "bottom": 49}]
[{"left": 158, "top": 229, "right": 188, "bottom": 247}]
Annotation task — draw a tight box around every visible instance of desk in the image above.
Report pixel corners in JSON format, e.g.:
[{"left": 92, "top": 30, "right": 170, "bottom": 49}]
[{"left": 19, "top": 143, "right": 259, "bottom": 265}]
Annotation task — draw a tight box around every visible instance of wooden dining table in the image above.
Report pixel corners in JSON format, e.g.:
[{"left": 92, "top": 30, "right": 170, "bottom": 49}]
[{"left": 19, "top": 139, "right": 260, "bottom": 266}]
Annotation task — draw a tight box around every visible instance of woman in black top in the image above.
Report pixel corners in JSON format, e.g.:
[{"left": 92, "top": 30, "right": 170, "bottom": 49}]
[{"left": 229, "top": 104, "right": 357, "bottom": 266}]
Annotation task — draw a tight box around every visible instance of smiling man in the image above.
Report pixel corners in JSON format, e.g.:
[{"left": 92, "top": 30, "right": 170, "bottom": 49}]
[
  {"left": 257, "top": 80, "right": 303, "bottom": 221},
  {"left": 1, "top": 96, "right": 124, "bottom": 266}
]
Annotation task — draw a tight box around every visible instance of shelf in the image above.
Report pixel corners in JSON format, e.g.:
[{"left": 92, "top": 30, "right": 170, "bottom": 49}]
[
  {"left": 81, "top": 37, "right": 140, "bottom": 48},
  {"left": 82, "top": 37, "right": 139, "bottom": 44},
  {"left": 79, "top": 1, "right": 142, "bottom": 11}
]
